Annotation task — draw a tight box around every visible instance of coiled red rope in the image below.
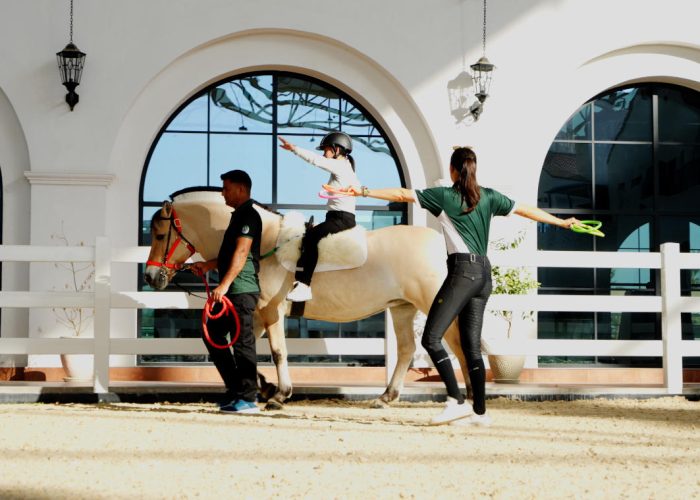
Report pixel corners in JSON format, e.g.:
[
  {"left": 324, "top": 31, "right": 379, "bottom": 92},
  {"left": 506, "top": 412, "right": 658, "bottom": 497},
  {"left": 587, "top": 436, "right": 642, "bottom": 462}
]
[{"left": 195, "top": 271, "right": 240, "bottom": 350}]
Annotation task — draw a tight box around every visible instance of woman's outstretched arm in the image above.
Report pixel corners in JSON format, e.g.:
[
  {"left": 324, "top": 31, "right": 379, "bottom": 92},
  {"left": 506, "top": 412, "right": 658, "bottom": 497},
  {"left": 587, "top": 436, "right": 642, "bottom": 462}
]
[{"left": 514, "top": 204, "right": 579, "bottom": 229}]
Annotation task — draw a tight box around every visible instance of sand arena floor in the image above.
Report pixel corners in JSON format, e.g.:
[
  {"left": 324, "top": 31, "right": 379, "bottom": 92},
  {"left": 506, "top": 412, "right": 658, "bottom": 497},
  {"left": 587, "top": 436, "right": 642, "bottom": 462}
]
[{"left": 0, "top": 397, "right": 698, "bottom": 499}]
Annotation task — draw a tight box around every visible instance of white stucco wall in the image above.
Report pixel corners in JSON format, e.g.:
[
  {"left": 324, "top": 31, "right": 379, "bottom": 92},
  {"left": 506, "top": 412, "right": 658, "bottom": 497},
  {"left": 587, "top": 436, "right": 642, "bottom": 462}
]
[{"left": 0, "top": 0, "right": 698, "bottom": 366}]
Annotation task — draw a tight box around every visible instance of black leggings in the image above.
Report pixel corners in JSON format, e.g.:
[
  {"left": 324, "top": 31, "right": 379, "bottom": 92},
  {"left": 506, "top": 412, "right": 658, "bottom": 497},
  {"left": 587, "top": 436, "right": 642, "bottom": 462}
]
[
  {"left": 295, "top": 210, "right": 356, "bottom": 285},
  {"left": 421, "top": 253, "right": 492, "bottom": 414},
  {"left": 203, "top": 293, "right": 259, "bottom": 402}
]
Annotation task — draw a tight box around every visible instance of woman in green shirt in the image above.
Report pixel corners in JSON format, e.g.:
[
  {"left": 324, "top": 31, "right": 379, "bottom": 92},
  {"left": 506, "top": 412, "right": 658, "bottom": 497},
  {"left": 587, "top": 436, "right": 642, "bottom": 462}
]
[{"left": 327, "top": 147, "right": 579, "bottom": 426}]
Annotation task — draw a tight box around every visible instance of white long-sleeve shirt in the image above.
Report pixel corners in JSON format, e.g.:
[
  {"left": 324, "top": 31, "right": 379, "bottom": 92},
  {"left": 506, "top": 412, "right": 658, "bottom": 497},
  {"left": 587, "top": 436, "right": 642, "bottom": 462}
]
[{"left": 292, "top": 147, "right": 360, "bottom": 214}]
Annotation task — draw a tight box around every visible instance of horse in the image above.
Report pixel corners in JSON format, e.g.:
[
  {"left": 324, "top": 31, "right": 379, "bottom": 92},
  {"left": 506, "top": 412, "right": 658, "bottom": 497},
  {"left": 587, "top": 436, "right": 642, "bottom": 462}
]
[{"left": 144, "top": 188, "right": 468, "bottom": 409}]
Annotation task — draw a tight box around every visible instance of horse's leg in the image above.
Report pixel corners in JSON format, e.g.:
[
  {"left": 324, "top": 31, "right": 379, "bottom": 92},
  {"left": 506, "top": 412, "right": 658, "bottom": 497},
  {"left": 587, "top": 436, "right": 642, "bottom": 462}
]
[
  {"left": 263, "top": 314, "right": 293, "bottom": 411},
  {"left": 371, "top": 303, "right": 417, "bottom": 408},
  {"left": 253, "top": 313, "right": 278, "bottom": 401}
]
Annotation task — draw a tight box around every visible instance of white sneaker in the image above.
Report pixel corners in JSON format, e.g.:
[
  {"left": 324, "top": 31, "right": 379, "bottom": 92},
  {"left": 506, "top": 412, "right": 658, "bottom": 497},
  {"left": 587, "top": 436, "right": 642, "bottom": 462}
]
[
  {"left": 286, "top": 281, "right": 312, "bottom": 302},
  {"left": 451, "top": 411, "right": 493, "bottom": 427},
  {"left": 429, "top": 396, "right": 473, "bottom": 425}
]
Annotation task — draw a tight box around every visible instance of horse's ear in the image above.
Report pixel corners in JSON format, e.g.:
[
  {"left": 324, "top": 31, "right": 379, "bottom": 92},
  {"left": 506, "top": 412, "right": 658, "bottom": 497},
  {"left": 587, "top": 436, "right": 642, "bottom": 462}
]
[{"left": 161, "top": 201, "right": 173, "bottom": 218}]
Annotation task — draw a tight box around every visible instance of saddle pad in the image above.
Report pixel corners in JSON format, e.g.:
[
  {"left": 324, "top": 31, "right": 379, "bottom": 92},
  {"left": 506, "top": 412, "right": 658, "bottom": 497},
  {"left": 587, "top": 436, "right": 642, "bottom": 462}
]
[{"left": 275, "top": 212, "right": 368, "bottom": 273}]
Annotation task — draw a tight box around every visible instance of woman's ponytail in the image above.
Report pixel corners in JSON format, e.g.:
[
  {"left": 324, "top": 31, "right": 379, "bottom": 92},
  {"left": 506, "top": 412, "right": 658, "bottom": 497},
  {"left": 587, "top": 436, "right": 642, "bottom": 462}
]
[{"left": 450, "top": 147, "right": 480, "bottom": 213}]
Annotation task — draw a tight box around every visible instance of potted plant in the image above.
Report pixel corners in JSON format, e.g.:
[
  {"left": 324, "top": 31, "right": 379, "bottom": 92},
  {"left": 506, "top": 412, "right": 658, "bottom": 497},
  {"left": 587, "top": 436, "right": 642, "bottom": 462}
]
[
  {"left": 486, "top": 232, "right": 540, "bottom": 383},
  {"left": 52, "top": 230, "right": 95, "bottom": 381}
]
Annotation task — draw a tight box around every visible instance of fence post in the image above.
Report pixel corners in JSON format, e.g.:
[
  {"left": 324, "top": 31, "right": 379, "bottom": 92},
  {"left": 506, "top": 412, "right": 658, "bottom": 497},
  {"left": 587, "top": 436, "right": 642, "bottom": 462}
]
[
  {"left": 660, "top": 242, "right": 683, "bottom": 394},
  {"left": 92, "top": 236, "right": 111, "bottom": 394}
]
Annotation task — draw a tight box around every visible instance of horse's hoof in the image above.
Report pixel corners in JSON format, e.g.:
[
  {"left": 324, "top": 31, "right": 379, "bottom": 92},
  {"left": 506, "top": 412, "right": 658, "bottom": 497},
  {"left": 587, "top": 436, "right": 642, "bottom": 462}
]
[
  {"left": 265, "top": 400, "right": 284, "bottom": 411},
  {"left": 369, "top": 398, "right": 390, "bottom": 409}
]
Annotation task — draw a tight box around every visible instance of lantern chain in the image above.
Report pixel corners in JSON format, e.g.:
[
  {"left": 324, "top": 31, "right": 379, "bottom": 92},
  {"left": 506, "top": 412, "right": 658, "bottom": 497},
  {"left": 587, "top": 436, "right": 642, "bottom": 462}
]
[
  {"left": 482, "top": 0, "right": 487, "bottom": 56},
  {"left": 69, "top": 0, "right": 74, "bottom": 43}
]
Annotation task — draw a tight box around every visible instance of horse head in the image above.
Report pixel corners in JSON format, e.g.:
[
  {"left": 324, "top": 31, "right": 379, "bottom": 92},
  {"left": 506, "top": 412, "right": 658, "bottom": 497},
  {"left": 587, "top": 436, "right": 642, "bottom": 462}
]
[{"left": 144, "top": 200, "right": 197, "bottom": 290}]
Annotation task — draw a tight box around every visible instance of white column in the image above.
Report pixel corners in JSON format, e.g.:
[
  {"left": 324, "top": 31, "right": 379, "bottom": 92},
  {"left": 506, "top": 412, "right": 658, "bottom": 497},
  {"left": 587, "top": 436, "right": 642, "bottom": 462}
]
[{"left": 24, "top": 171, "right": 114, "bottom": 369}]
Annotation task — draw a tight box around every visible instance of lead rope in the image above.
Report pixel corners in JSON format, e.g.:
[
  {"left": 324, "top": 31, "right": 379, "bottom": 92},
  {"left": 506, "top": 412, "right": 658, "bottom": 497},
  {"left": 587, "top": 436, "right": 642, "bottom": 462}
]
[{"left": 191, "top": 269, "right": 240, "bottom": 349}]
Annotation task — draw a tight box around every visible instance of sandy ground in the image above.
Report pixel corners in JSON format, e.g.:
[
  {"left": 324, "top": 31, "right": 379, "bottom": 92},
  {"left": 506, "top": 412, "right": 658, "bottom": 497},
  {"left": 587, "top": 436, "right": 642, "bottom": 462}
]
[{"left": 0, "top": 397, "right": 698, "bottom": 499}]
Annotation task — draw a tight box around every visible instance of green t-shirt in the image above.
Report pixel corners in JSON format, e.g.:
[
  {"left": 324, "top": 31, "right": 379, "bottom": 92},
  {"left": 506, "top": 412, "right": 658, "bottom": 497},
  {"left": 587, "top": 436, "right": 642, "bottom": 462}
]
[
  {"left": 415, "top": 186, "right": 515, "bottom": 256},
  {"left": 216, "top": 199, "right": 262, "bottom": 294}
]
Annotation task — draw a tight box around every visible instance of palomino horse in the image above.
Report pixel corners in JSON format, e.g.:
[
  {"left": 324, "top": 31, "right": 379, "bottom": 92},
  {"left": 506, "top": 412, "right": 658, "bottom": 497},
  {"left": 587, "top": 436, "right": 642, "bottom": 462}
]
[{"left": 144, "top": 188, "right": 467, "bottom": 409}]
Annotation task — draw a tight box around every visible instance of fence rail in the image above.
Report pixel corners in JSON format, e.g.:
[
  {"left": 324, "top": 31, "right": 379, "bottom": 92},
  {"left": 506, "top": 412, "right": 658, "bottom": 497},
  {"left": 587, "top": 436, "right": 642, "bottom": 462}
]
[{"left": 0, "top": 239, "right": 698, "bottom": 394}]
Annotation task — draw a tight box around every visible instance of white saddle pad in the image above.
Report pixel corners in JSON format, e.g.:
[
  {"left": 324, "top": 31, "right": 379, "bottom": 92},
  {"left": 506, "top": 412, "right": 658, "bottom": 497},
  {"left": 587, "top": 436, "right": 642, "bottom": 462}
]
[{"left": 275, "top": 211, "right": 368, "bottom": 273}]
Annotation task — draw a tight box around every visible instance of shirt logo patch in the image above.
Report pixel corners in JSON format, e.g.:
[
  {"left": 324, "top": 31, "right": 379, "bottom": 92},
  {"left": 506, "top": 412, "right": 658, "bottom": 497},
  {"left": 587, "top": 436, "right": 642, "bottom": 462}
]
[{"left": 241, "top": 225, "right": 250, "bottom": 235}]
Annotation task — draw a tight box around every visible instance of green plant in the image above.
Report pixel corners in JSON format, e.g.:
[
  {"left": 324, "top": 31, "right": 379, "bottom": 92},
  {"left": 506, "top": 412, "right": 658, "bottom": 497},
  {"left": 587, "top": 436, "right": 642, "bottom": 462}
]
[{"left": 490, "top": 232, "right": 540, "bottom": 338}]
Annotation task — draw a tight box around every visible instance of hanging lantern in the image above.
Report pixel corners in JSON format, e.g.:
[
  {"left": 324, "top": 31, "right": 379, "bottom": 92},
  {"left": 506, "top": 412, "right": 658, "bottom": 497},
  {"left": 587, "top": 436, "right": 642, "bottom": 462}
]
[
  {"left": 56, "top": 0, "right": 86, "bottom": 111},
  {"left": 470, "top": 56, "right": 495, "bottom": 103}
]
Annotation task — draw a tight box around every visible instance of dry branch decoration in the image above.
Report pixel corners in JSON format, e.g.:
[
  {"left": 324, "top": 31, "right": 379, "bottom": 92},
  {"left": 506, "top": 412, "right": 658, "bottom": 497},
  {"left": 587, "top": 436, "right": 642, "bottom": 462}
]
[{"left": 51, "top": 227, "right": 94, "bottom": 337}]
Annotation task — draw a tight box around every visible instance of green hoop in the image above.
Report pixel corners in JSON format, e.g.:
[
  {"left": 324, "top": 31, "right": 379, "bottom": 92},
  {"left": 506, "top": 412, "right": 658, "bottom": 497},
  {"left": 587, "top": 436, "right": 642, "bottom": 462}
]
[{"left": 571, "top": 220, "right": 605, "bottom": 237}]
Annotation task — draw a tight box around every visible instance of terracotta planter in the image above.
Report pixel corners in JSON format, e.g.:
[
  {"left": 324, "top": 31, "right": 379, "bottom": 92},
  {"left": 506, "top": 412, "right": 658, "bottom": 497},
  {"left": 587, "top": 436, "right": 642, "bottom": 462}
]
[{"left": 488, "top": 354, "right": 525, "bottom": 383}]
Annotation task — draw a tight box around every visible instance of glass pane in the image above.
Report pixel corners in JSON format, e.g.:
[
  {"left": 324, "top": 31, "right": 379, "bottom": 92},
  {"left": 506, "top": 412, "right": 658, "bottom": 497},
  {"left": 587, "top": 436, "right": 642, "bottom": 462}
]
[
  {"left": 277, "top": 139, "right": 338, "bottom": 205},
  {"left": 594, "top": 144, "right": 653, "bottom": 210},
  {"left": 537, "top": 311, "right": 595, "bottom": 365},
  {"left": 144, "top": 133, "right": 207, "bottom": 201},
  {"left": 339, "top": 100, "right": 374, "bottom": 136},
  {"left": 596, "top": 219, "right": 653, "bottom": 294},
  {"left": 210, "top": 76, "right": 273, "bottom": 133},
  {"left": 351, "top": 137, "right": 402, "bottom": 207},
  {"left": 658, "top": 145, "right": 700, "bottom": 212},
  {"left": 594, "top": 87, "right": 652, "bottom": 142},
  {"left": 166, "top": 94, "right": 207, "bottom": 132},
  {"left": 658, "top": 86, "right": 700, "bottom": 143},
  {"left": 277, "top": 76, "right": 341, "bottom": 134},
  {"left": 209, "top": 134, "right": 273, "bottom": 203},
  {"left": 537, "top": 142, "right": 592, "bottom": 209},
  {"left": 538, "top": 217, "right": 593, "bottom": 291},
  {"left": 555, "top": 103, "right": 591, "bottom": 140}
]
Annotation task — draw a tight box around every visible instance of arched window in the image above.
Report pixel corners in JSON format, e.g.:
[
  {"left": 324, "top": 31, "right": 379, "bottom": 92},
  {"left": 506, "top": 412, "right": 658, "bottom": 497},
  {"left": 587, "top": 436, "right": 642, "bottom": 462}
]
[
  {"left": 537, "top": 83, "right": 700, "bottom": 367},
  {"left": 139, "top": 72, "right": 406, "bottom": 364}
]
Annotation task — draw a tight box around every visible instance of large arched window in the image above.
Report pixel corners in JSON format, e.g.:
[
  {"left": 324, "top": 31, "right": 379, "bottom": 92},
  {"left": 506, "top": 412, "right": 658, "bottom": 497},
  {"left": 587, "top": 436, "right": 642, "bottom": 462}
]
[
  {"left": 537, "top": 83, "right": 700, "bottom": 367},
  {"left": 139, "top": 72, "right": 406, "bottom": 364}
]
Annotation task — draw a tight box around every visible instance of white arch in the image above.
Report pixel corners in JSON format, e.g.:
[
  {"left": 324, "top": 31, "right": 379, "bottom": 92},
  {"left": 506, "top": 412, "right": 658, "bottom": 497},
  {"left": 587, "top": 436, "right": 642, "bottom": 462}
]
[
  {"left": 106, "top": 28, "right": 442, "bottom": 246},
  {"left": 510, "top": 43, "right": 700, "bottom": 202},
  {"left": 0, "top": 86, "right": 30, "bottom": 352}
]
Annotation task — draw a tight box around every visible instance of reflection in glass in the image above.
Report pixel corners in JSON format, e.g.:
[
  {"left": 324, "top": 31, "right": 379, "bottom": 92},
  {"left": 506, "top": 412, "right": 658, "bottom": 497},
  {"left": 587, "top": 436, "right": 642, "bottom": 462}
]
[
  {"left": 210, "top": 76, "right": 273, "bottom": 133},
  {"left": 658, "top": 86, "right": 700, "bottom": 143},
  {"left": 594, "top": 144, "right": 653, "bottom": 210},
  {"left": 538, "top": 143, "right": 592, "bottom": 209},
  {"left": 594, "top": 87, "right": 652, "bottom": 142},
  {"left": 555, "top": 104, "right": 591, "bottom": 141},
  {"left": 658, "top": 145, "right": 700, "bottom": 212}
]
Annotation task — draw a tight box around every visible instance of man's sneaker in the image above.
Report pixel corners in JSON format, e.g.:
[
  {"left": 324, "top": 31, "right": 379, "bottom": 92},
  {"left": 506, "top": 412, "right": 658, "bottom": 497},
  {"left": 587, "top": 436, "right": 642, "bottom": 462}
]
[
  {"left": 429, "top": 396, "right": 473, "bottom": 425},
  {"left": 220, "top": 399, "right": 261, "bottom": 414},
  {"left": 286, "top": 281, "right": 312, "bottom": 302},
  {"left": 451, "top": 411, "right": 492, "bottom": 427}
]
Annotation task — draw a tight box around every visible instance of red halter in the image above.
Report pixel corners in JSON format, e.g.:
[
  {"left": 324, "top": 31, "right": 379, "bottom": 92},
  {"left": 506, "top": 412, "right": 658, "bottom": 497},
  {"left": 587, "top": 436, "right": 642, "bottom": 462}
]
[{"left": 146, "top": 208, "right": 196, "bottom": 270}]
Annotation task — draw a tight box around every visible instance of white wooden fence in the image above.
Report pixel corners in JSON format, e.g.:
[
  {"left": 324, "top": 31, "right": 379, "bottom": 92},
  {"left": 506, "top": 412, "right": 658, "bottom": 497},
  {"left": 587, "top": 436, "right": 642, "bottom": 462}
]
[{"left": 0, "top": 238, "right": 698, "bottom": 394}]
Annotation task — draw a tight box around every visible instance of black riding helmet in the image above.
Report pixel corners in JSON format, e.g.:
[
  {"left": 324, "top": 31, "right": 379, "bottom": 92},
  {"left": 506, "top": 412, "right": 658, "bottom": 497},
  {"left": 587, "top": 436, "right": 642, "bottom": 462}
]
[{"left": 316, "top": 131, "right": 352, "bottom": 155}]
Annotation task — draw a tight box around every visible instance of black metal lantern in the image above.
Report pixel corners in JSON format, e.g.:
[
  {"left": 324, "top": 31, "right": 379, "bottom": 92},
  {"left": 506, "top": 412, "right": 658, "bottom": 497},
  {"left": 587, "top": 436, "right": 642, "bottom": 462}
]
[
  {"left": 56, "top": 0, "right": 86, "bottom": 111},
  {"left": 470, "top": 56, "right": 494, "bottom": 103}
]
